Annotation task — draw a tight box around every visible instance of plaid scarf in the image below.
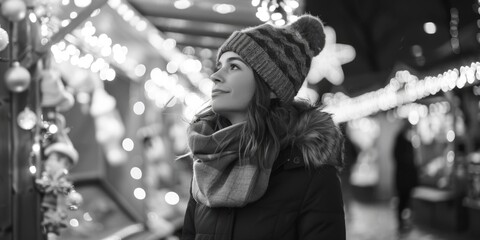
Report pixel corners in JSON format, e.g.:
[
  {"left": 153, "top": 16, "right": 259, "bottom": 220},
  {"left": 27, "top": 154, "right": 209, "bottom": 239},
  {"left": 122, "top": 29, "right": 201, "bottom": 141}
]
[{"left": 187, "top": 120, "right": 271, "bottom": 208}]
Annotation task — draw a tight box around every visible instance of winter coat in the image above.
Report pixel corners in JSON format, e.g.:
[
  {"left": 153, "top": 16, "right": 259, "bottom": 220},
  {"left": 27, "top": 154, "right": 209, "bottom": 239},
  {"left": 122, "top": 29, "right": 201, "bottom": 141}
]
[{"left": 182, "top": 104, "right": 345, "bottom": 240}]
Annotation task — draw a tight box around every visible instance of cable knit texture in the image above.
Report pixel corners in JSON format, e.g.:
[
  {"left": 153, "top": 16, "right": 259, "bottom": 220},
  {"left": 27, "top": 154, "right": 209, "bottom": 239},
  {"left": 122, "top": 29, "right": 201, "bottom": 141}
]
[{"left": 217, "top": 14, "right": 326, "bottom": 103}]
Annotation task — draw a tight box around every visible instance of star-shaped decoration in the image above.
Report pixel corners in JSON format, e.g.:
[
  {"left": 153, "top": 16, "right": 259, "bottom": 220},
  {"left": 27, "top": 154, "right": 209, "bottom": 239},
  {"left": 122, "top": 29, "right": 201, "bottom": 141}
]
[{"left": 306, "top": 26, "right": 356, "bottom": 85}]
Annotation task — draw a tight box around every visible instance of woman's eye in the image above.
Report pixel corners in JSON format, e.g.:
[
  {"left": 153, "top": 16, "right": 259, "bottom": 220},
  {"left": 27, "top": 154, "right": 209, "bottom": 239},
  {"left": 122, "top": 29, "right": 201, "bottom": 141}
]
[{"left": 229, "top": 64, "right": 239, "bottom": 70}]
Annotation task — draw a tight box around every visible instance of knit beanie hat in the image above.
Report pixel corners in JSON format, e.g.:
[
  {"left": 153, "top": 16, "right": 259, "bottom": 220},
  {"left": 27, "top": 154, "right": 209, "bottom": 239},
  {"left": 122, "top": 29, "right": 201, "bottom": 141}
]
[{"left": 217, "top": 14, "right": 326, "bottom": 103}]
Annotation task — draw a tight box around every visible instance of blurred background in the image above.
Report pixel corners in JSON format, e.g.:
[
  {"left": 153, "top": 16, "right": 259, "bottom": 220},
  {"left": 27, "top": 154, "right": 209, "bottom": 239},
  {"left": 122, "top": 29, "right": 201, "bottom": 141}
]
[{"left": 1, "top": 0, "right": 480, "bottom": 239}]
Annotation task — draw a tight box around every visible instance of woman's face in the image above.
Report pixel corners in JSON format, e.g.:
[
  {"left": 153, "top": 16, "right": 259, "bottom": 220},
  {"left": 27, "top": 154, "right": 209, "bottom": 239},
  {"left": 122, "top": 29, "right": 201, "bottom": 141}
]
[{"left": 210, "top": 51, "right": 256, "bottom": 124}]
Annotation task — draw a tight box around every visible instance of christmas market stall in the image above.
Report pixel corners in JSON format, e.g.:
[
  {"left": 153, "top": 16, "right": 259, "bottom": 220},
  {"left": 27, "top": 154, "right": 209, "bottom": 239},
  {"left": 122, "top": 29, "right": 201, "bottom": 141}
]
[{"left": 0, "top": 0, "right": 209, "bottom": 239}]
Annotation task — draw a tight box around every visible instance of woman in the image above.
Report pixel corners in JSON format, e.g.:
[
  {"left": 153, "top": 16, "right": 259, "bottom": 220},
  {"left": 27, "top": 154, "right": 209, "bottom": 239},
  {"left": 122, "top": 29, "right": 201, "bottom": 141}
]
[{"left": 182, "top": 14, "right": 345, "bottom": 240}]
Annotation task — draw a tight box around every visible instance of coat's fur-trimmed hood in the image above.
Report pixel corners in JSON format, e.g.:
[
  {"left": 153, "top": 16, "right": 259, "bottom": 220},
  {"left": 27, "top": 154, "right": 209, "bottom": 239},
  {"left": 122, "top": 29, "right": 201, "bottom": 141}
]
[{"left": 287, "top": 101, "right": 344, "bottom": 169}]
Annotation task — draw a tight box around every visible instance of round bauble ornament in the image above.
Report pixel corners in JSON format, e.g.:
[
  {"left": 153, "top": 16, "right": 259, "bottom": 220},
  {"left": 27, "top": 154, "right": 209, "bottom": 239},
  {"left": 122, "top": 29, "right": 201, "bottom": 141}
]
[
  {"left": 0, "top": 27, "right": 9, "bottom": 51},
  {"left": 66, "top": 190, "right": 83, "bottom": 211},
  {"left": 17, "top": 107, "right": 37, "bottom": 130},
  {"left": 1, "top": 0, "right": 27, "bottom": 22},
  {"left": 47, "top": 232, "right": 58, "bottom": 240},
  {"left": 5, "top": 61, "right": 31, "bottom": 92}
]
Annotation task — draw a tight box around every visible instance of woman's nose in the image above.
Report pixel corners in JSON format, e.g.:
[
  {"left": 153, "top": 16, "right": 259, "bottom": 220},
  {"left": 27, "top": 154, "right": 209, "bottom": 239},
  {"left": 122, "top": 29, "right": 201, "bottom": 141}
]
[{"left": 210, "top": 69, "right": 223, "bottom": 84}]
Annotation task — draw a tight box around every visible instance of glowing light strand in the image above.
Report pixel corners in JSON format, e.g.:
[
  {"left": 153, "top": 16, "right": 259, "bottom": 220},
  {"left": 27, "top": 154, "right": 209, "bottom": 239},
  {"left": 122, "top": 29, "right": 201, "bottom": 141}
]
[
  {"left": 251, "top": 0, "right": 299, "bottom": 26},
  {"left": 324, "top": 62, "right": 480, "bottom": 123}
]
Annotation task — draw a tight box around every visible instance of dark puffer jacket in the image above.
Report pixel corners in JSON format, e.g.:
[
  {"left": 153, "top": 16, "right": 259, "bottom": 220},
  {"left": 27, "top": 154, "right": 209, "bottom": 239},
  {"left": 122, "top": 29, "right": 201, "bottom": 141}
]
[{"left": 182, "top": 106, "right": 345, "bottom": 240}]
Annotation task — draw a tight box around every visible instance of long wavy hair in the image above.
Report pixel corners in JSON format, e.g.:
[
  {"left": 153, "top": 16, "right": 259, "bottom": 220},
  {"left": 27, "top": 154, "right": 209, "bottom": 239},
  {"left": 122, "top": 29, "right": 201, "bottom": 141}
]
[{"left": 192, "top": 73, "right": 295, "bottom": 169}]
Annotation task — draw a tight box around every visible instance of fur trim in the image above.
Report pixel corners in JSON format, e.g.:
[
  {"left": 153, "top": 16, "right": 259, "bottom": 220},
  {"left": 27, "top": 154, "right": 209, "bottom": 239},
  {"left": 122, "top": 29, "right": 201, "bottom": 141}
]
[{"left": 290, "top": 101, "right": 344, "bottom": 169}]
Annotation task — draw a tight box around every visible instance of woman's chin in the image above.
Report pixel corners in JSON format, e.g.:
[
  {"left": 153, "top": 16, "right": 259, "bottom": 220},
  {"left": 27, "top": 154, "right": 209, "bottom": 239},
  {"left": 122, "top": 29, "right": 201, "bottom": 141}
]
[{"left": 211, "top": 105, "right": 226, "bottom": 115}]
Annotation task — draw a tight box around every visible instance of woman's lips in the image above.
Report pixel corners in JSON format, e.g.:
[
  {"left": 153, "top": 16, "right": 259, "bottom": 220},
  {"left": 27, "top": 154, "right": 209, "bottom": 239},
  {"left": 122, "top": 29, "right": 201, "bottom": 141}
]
[{"left": 212, "top": 89, "right": 229, "bottom": 97}]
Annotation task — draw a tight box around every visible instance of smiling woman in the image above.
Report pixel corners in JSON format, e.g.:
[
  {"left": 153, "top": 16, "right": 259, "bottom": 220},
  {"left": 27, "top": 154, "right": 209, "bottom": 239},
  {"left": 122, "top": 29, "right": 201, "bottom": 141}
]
[
  {"left": 181, "top": 14, "right": 346, "bottom": 240},
  {"left": 210, "top": 52, "right": 256, "bottom": 124}
]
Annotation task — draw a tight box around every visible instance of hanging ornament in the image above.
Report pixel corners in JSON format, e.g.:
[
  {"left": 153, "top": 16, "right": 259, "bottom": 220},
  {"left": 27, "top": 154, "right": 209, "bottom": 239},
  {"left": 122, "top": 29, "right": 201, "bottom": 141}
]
[
  {"left": 40, "top": 69, "right": 75, "bottom": 112},
  {"left": 65, "top": 190, "right": 83, "bottom": 211},
  {"left": 44, "top": 134, "right": 79, "bottom": 166},
  {"left": 17, "top": 107, "right": 37, "bottom": 130},
  {"left": 1, "top": 0, "right": 27, "bottom": 22},
  {"left": 5, "top": 61, "right": 31, "bottom": 92},
  {"left": 47, "top": 232, "right": 59, "bottom": 240},
  {"left": 0, "top": 26, "right": 9, "bottom": 51},
  {"left": 41, "top": 208, "right": 67, "bottom": 238}
]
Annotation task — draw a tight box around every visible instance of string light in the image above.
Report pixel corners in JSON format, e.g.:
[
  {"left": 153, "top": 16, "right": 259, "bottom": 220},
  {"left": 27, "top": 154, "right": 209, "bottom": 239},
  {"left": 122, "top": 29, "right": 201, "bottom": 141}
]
[
  {"left": 476, "top": 0, "right": 480, "bottom": 44},
  {"left": 133, "top": 101, "right": 145, "bottom": 115},
  {"left": 134, "top": 188, "right": 146, "bottom": 200},
  {"left": 122, "top": 138, "right": 134, "bottom": 151},
  {"left": 251, "top": 0, "right": 299, "bottom": 26},
  {"left": 174, "top": 0, "right": 192, "bottom": 10},
  {"left": 446, "top": 130, "right": 455, "bottom": 142},
  {"left": 69, "top": 218, "right": 79, "bottom": 227},
  {"left": 213, "top": 4, "right": 236, "bottom": 14},
  {"left": 325, "top": 62, "right": 480, "bottom": 123},
  {"left": 48, "top": 124, "right": 58, "bottom": 134},
  {"left": 105, "top": 0, "right": 210, "bottom": 109},
  {"left": 74, "top": 0, "right": 91, "bottom": 8},
  {"left": 49, "top": 0, "right": 211, "bottom": 123},
  {"left": 134, "top": 64, "right": 146, "bottom": 77},
  {"left": 165, "top": 191, "right": 180, "bottom": 205},
  {"left": 423, "top": 22, "right": 437, "bottom": 34},
  {"left": 130, "top": 167, "right": 142, "bottom": 180},
  {"left": 450, "top": 8, "right": 460, "bottom": 53}
]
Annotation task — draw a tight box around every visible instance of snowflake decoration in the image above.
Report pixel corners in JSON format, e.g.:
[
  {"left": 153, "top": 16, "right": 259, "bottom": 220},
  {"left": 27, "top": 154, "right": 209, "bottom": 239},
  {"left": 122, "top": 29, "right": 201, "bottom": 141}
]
[{"left": 306, "top": 26, "right": 356, "bottom": 85}]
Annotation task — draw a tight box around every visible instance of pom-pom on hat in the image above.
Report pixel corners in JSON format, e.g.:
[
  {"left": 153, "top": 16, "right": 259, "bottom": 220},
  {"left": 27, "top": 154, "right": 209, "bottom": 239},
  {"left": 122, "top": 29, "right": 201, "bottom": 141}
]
[{"left": 217, "top": 14, "right": 326, "bottom": 103}]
